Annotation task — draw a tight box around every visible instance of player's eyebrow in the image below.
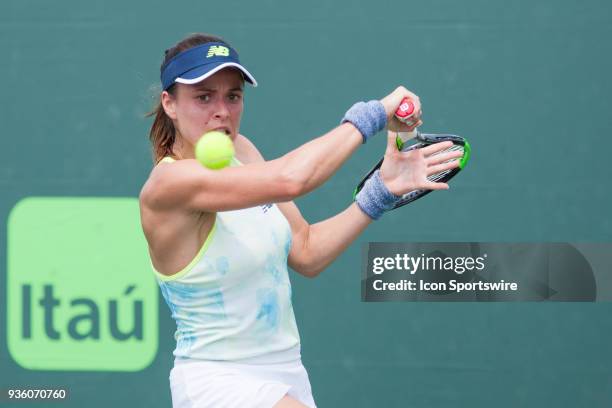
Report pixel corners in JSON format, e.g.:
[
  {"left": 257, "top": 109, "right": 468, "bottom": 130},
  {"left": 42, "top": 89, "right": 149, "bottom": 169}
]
[{"left": 193, "top": 86, "right": 243, "bottom": 92}]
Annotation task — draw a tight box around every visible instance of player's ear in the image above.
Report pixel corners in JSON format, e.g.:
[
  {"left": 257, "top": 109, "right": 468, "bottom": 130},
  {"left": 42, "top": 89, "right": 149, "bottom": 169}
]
[{"left": 161, "top": 90, "right": 178, "bottom": 120}]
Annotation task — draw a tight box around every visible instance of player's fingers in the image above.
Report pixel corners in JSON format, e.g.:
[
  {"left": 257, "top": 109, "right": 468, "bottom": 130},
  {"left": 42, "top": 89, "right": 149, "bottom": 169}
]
[
  {"left": 405, "top": 92, "right": 421, "bottom": 109},
  {"left": 427, "top": 159, "right": 460, "bottom": 175},
  {"left": 409, "top": 99, "right": 421, "bottom": 117},
  {"left": 405, "top": 119, "right": 423, "bottom": 132},
  {"left": 420, "top": 141, "right": 453, "bottom": 155},
  {"left": 427, "top": 149, "right": 463, "bottom": 165},
  {"left": 422, "top": 181, "right": 449, "bottom": 190},
  {"left": 409, "top": 110, "right": 423, "bottom": 122},
  {"left": 395, "top": 86, "right": 420, "bottom": 104}
]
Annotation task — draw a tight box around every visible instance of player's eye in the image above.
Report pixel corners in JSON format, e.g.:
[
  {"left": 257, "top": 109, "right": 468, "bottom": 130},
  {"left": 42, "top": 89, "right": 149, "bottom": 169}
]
[
  {"left": 228, "top": 93, "right": 242, "bottom": 102},
  {"left": 197, "top": 94, "right": 211, "bottom": 102}
]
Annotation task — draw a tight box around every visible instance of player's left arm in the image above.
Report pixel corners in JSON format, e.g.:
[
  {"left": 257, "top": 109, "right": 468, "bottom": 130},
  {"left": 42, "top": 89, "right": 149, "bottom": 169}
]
[
  {"left": 237, "top": 134, "right": 372, "bottom": 278},
  {"left": 278, "top": 199, "right": 371, "bottom": 278}
]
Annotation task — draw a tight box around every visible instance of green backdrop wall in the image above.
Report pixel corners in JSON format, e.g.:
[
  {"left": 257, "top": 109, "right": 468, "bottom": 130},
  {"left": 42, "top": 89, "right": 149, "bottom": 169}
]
[{"left": 1, "top": 0, "right": 611, "bottom": 406}]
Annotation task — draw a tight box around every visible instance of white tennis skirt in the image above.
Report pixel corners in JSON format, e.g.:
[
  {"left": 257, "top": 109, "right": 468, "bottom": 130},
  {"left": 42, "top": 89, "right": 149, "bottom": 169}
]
[{"left": 169, "top": 355, "right": 317, "bottom": 408}]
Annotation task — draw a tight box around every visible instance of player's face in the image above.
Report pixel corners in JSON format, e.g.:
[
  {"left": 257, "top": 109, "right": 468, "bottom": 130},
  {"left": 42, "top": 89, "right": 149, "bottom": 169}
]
[{"left": 163, "top": 68, "right": 244, "bottom": 146}]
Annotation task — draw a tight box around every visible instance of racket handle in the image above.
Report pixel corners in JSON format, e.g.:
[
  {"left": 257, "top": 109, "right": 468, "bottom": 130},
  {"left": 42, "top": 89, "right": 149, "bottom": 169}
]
[
  {"left": 394, "top": 97, "right": 419, "bottom": 149},
  {"left": 394, "top": 97, "right": 417, "bottom": 126},
  {"left": 397, "top": 130, "right": 419, "bottom": 143}
]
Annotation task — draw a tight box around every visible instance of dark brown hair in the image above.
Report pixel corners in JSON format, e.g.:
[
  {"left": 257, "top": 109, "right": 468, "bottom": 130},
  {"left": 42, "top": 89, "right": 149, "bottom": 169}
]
[{"left": 147, "top": 33, "right": 229, "bottom": 164}]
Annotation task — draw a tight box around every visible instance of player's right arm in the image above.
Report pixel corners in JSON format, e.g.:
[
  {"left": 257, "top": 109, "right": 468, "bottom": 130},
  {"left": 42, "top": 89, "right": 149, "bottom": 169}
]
[
  {"left": 140, "top": 86, "right": 421, "bottom": 213},
  {"left": 140, "top": 123, "right": 362, "bottom": 213}
]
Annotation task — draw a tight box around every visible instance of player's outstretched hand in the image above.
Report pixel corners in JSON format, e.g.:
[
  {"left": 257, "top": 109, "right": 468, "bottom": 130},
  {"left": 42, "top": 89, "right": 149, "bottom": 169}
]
[{"left": 379, "top": 131, "right": 463, "bottom": 196}]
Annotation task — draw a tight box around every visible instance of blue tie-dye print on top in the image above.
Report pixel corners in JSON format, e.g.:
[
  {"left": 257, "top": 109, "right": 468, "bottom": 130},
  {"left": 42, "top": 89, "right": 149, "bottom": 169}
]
[
  {"left": 264, "top": 228, "right": 291, "bottom": 284},
  {"left": 265, "top": 255, "right": 282, "bottom": 284},
  {"left": 158, "top": 280, "right": 227, "bottom": 355},
  {"left": 158, "top": 283, "right": 196, "bottom": 354},
  {"left": 216, "top": 256, "right": 229, "bottom": 275},
  {"left": 163, "top": 281, "right": 226, "bottom": 317},
  {"left": 255, "top": 288, "right": 280, "bottom": 331}
]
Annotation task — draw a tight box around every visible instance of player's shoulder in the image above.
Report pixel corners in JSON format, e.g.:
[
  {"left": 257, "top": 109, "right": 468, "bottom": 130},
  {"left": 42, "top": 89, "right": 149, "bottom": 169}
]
[
  {"left": 148, "top": 156, "right": 194, "bottom": 180},
  {"left": 139, "top": 157, "right": 196, "bottom": 206},
  {"left": 235, "top": 133, "right": 265, "bottom": 163},
  {"left": 139, "top": 160, "right": 166, "bottom": 207}
]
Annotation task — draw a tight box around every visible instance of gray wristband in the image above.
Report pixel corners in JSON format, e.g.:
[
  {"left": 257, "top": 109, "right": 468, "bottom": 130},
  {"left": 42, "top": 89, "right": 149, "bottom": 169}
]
[
  {"left": 341, "top": 100, "right": 387, "bottom": 143},
  {"left": 355, "top": 170, "right": 400, "bottom": 220}
]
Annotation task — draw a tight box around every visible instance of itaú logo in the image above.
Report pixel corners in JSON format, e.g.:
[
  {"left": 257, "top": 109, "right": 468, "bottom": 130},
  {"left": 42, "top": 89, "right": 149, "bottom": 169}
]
[{"left": 6, "top": 197, "right": 158, "bottom": 371}]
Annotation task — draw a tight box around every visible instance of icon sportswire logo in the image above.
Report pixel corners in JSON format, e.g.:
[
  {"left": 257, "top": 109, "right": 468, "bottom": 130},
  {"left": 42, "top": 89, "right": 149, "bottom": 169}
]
[
  {"left": 207, "top": 45, "right": 230, "bottom": 58},
  {"left": 6, "top": 197, "right": 158, "bottom": 371}
]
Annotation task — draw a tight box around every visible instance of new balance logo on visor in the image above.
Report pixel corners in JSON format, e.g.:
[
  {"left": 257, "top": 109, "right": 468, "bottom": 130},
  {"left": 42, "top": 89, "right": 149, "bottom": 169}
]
[{"left": 207, "top": 45, "right": 230, "bottom": 58}]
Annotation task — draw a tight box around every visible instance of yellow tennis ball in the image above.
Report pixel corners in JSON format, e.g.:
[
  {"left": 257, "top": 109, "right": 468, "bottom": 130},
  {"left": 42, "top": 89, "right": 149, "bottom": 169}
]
[{"left": 195, "top": 131, "right": 235, "bottom": 169}]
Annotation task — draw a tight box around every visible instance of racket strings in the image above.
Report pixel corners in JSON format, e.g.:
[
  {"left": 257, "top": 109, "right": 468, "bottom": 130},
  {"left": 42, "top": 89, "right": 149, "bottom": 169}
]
[
  {"left": 426, "top": 144, "right": 464, "bottom": 182},
  {"left": 390, "top": 137, "right": 468, "bottom": 206},
  {"left": 381, "top": 140, "right": 466, "bottom": 202}
]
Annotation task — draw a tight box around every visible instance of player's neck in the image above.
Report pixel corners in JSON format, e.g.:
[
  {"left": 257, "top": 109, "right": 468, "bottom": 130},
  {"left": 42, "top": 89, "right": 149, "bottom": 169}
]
[{"left": 171, "top": 135, "right": 195, "bottom": 160}]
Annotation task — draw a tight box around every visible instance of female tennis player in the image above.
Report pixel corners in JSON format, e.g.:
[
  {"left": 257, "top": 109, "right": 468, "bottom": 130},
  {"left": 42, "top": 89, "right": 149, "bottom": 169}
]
[{"left": 139, "top": 33, "right": 460, "bottom": 408}]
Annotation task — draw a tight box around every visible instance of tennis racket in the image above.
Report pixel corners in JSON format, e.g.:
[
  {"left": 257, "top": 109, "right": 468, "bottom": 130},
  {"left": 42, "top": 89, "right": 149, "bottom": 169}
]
[{"left": 353, "top": 98, "right": 471, "bottom": 209}]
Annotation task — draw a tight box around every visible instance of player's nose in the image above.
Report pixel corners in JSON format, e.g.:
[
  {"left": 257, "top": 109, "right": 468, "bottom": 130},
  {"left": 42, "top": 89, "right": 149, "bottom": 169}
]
[{"left": 213, "top": 100, "right": 230, "bottom": 120}]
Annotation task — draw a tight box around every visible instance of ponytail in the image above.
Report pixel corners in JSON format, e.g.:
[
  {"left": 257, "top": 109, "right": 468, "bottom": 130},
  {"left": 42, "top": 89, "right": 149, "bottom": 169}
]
[{"left": 147, "top": 96, "right": 176, "bottom": 165}]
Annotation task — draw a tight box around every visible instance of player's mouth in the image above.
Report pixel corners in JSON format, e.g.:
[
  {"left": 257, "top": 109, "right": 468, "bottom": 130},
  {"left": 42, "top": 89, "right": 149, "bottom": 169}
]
[{"left": 211, "top": 127, "right": 232, "bottom": 136}]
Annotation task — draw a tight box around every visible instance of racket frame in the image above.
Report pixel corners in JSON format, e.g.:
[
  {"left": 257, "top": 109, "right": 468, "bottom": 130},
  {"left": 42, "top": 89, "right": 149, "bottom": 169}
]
[{"left": 353, "top": 131, "right": 471, "bottom": 209}]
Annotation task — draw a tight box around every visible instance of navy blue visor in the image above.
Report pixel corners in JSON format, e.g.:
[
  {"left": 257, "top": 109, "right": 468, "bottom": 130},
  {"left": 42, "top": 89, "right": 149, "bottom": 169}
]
[{"left": 160, "top": 42, "right": 257, "bottom": 91}]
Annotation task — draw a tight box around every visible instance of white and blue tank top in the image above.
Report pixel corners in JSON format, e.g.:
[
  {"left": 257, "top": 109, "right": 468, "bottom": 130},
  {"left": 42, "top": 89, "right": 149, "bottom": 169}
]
[{"left": 152, "top": 157, "right": 301, "bottom": 363}]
